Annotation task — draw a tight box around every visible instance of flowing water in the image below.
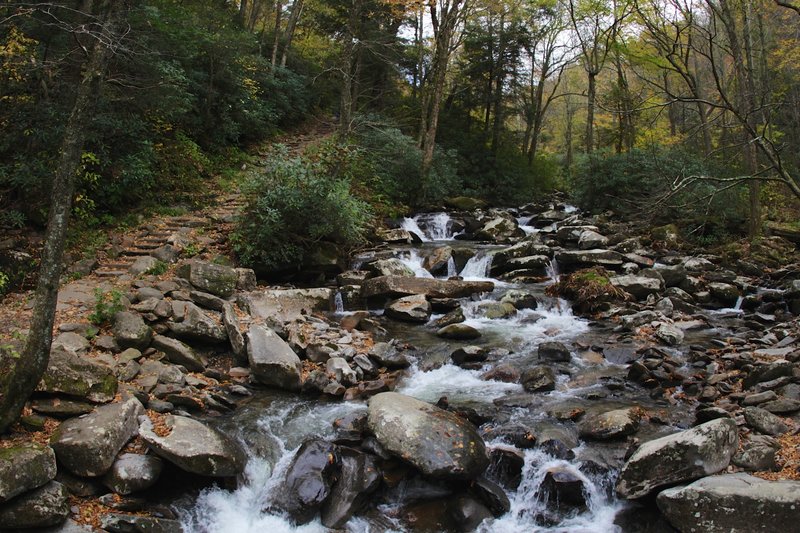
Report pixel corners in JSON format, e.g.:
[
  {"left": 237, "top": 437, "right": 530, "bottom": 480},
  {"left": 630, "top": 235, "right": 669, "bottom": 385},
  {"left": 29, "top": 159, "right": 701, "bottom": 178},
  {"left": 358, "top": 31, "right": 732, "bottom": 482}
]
[{"left": 179, "top": 211, "right": 710, "bottom": 532}]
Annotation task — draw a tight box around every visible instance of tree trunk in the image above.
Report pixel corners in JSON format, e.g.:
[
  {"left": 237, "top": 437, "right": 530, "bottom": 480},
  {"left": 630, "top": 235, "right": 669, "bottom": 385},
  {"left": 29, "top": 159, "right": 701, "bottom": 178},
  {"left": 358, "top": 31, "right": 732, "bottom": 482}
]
[
  {"left": 0, "top": 0, "right": 128, "bottom": 433},
  {"left": 270, "top": 1, "right": 282, "bottom": 67},
  {"left": 279, "top": 0, "right": 304, "bottom": 68},
  {"left": 586, "top": 70, "right": 596, "bottom": 153}
]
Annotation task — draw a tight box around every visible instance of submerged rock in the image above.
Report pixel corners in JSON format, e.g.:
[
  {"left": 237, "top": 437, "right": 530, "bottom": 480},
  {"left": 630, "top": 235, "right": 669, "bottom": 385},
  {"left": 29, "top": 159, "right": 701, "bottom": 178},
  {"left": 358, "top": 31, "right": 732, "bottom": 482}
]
[
  {"left": 139, "top": 414, "right": 246, "bottom": 477},
  {"left": 367, "top": 392, "right": 489, "bottom": 479},
  {"left": 656, "top": 474, "right": 800, "bottom": 533},
  {"left": 616, "top": 418, "right": 738, "bottom": 499},
  {"left": 437, "top": 323, "right": 482, "bottom": 340}
]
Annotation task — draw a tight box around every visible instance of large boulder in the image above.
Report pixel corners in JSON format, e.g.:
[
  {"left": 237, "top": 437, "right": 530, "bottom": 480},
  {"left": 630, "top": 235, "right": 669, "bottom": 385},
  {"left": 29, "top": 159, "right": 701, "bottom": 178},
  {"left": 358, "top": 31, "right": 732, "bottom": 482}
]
[
  {"left": 437, "top": 323, "right": 482, "bottom": 340},
  {"left": 656, "top": 474, "right": 800, "bottom": 533},
  {"left": 247, "top": 324, "right": 302, "bottom": 391},
  {"left": 384, "top": 294, "right": 432, "bottom": 323},
  {"left": 102, "top": 453, "right": 162, "bottom": 495},
  {"left": 474, "top": 216, "right": 524, "bottom": 243},
  {"left": 579, "top": 408, "right": 640, "bottom": 440},
  {"left": 578, "top": 230, "right": 609, "bottom": 250},
  {"left": 367, "top": 392, "right": 489, "bottom": 479},
  {"left": 0, "top": 443, "right": 57, "bottom": 502},
  {"left": 178, "top": 260, "right": 238, "bottom": 297},
  {"left": 113, "top": 312, "right": 153, "bottom": 351},
  {"left": 151, "top": 335, "right": 206, "bottom": 373},
  {"left": 610, "top": 275, "right": 663, "bottom": 299},
  {"left": 238, "top": 288, "right": 334, "bottom": 322},
  {"left": 616, "top": 418, "right": 739, "bottom": 499},
  {"left": 273, "top": 439, "right": 341, "bottom": 524},
  {"left": 321, "top": 448, "right": 381, "bottom": 528},
  {"left": 423, "top": 246, "right": 454, "bottom": 275},
  {"left": 555, "top": 250, "right": 625, "bottom": 270},
  {"left": 0, "top": 481, "right": 69, "bottom": 529},
  {"left": 138, "top": 414, "right": 246, "bottom": 477},
  {"left": 366, "top": 258, "right": 415, "bottom": 278},
  {"left": 37, "top": 347, "right": 118, "bottom": 403},
  {"left": 361, "top": 276, "right": 493, "bottom": 300},
  {"left": 168, "top": 302, "right": 227, "bottom": 344},
  {"left": 50, "top": 397, "right": 144, "bottom": 477}
]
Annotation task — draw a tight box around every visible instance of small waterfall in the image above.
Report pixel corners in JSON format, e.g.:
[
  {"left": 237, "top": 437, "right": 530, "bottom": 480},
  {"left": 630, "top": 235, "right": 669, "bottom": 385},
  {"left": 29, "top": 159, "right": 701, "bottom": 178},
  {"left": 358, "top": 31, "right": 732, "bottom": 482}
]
[
  {"left": 479, "top": 448, "right": 622, "bottom": 533},
  {"left": 546, "top": 258, "right": 560, "bottom": 283},
  {"left": 400, "top": 217, "right": 429, "bottom": 242},
  {"left": 426, "top": 212, "right": 452, "bottom": 240},
  {"left": 733, "top": 295, "right": 744, "bottom": 311},
  {"left": 446, "top": 257, "right": 458, "bottom": 278},
  {"left": 460, "top": 253, "right": 494, "bottom": 279},
  {"left": 397, "top": 250, "right": 433, "bottom": 278},
  {"left": 334, "top": 291, "right": 345, "bottom": 314},
  {"left": 517, "top": 215, "right": 537, "bottom": 236}
]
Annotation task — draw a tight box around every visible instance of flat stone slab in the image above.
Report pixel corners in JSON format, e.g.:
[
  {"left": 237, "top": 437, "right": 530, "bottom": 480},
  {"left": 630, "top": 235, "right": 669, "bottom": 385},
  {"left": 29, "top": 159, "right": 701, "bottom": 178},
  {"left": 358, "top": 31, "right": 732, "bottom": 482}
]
[
  {"left": 238, "top": 288, "right": 334, "bottom": 322},
  {"left": 657, "top": 474, "right": 800, "bottom": 533},
  {"left": 360, "top": 276, "right": 494, "bottom": 300}
]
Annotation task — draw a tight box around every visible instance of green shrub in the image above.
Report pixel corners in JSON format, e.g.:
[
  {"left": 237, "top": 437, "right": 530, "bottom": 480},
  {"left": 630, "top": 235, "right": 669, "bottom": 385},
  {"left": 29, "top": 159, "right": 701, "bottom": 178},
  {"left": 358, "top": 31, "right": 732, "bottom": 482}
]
[
  {"left": 232, "top": 145, "right": 372, "bottom": 272},
  {"left": 144, "top": 261, "right": 169, "bottom": 276},
  {"left": 89, "top": 288, "right": 125, "bottom": 326}
]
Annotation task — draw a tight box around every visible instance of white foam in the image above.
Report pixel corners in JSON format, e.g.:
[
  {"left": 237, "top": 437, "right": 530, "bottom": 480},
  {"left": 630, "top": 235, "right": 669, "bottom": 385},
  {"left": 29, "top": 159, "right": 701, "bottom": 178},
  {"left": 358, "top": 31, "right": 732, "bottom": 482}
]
[{"left": 396, "top": 363, "right": 522, "bottom": 403}]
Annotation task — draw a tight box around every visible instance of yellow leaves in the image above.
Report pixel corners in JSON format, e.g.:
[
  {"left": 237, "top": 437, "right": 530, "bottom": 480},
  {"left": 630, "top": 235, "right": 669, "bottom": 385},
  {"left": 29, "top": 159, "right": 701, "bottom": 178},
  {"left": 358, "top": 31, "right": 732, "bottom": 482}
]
[{"left": 0, "top": 27, "right": 36, "bottom": 83}]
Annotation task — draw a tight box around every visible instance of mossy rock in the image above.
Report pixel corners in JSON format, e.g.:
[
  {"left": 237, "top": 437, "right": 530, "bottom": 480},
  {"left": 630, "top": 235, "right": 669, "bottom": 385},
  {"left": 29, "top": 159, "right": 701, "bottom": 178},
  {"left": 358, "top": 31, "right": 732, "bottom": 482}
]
[
  {"left": 546, "top": 267, "right": 628, "bottom": 314},
  {"left": 37, "top": 347, "right": 118, "bottom": 403},
  {"left": 444, "top": 197, "right": 488, "bottom": 211}
]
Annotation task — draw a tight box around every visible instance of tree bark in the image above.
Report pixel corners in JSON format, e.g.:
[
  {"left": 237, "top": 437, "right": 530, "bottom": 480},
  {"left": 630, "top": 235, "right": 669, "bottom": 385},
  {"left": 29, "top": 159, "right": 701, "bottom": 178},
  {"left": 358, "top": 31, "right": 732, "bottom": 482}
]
[
  {"left": 586, "top": 70, "right": 596, "bottom": 153},
  {"left": 0, "top": 0, "right": 130, "bottom": 433},
  {"left": 279, "top": 0, "right": 304, "bottom": 68}
]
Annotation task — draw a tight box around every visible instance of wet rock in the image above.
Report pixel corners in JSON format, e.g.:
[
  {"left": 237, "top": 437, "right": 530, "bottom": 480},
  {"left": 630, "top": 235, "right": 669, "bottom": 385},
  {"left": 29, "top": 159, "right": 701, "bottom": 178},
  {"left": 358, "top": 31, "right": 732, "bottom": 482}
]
[
  {"left": 521, "top": 366, "right": 556, "bottom": 392},
  {"left": 433, "top": 307, "right": 466, "bottom": 328},
  {"left": 321, "top": 448, "right": 381, "bottom": 528},
  {"left": 540, "top": 467, "right": 586, "bottom": 507},
  {"left": 139, "top": 414, "right": 246, "bottom": 477},
  {"left": 113, "top": 312, "right": 153, "bottom": 351},
  {"left": 538, "top": 341, "right": 571, "bottom": 362},
  {"left": 368, "top": 342, "right": 412, "bottom": 369},
  {"left": 151, "top": 335, "right": 206, "bottom": 373},
  {"left": 247, "top": 324, "right": 302, "bottom": 391},
  {"left": 743, "top": 406, "right": 791, "bottom": 435},
  {"left": 500, "top": 290, "right": 538, "bottom": 310},
  {"left": 424, "top": 246, "right": 454, "bottom": 275},
  {"left": 178, "top": 260, "right": 237, "bottom": 297},
  {"left": 168, "top": 302, "right": 227, "bottom": 344},
  {"left": 367, "top": 392, "right": 489, "bottom": 479},
  {"left": 656, "top": 474, "right": 800, "bottom": 533},
  {"left": 655, "top": 323, "right": 684, "bottom": 346},
  {"left": 384, "top": 294, "right": 432, "bottom": 323},
  {"left": 603, "top": 346, "right": 640, "bottom": 364},
  {"left": 708, "top": 282, "right": 740, "bottom": 307},
  {"left": 732, "top": 435, "right": 780, "bottom": 471},
  {"left": 437, "top": 323, "right": 482, "bottom": 340},
  {"left": 100, "top": 513, "right": 184, "bottom": 533},
  {"left": 274, "top": 440, "right": 341, "bottom": 525},
  {"left": 102, "top": 454, "right": 162, "bottom": 495},
  {"left": 654, "top": 297, "right": 674, "bottom": 317},
  {"left": 610, "top": 275, "right": 663, "bottom": 299},
  {"left": 481, "top": 364, "right": 520, "bottom": 383},
  {"left": 0, "top": 481, "right": 69, "bottom": 529},
  {"left": 471, "top": 476, "right": 510, "bottom": 516},
  {"left": 474, "top": 216, "right": 524, "bottom": 243},
  {"left": 451, "top": 346, "right": 488, "bottom": 367},
  {"left": 0, "top": 443, "right": 56, "bottom": 502},
  {"left": 449, "top": 494, "right": 494, "bottom": 531},
  {"left": 477, "top": 301, "right": 517, "bottom": 320},
  {"left": 486, "top": 448, "right": 524, "bottom": 490},
  {"left": 500, "top": 255, "right": 551, "bottom": 277},
  {"left": 50, "top": 397, "right": 144, "bottom": 477},
  {"left": 361, "top": 276, "right": 493, "bottom": 300},
  {"left": 616, "top": 418, "right": 739, "bottom": 499},
  {"left": 579, "top": 408, "right": 640, "bottom": 440}
]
